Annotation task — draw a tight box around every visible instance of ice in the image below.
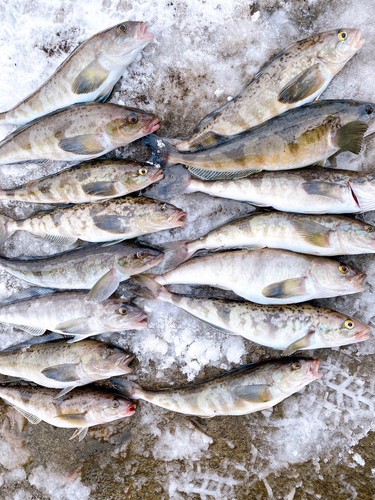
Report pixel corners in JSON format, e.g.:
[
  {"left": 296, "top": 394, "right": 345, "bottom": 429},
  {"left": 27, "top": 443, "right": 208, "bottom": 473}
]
[{"left": 28, "top": 465, "right": 91, "bottom": 500}]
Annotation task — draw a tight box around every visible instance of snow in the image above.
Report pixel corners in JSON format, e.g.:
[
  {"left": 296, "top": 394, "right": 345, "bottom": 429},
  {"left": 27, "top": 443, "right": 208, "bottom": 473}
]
[{"left": 0, "top": 0, "right": 373, "bottom": 498}]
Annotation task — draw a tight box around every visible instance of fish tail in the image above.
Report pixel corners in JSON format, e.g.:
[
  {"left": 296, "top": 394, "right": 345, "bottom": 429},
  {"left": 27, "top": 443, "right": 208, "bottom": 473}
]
[
  {"left": 129, "top": 274, "right": 171, "bottom": 302},
  {"left": 111, "top": 377, "right": 143, "bottom": 399},
  {"left": 143, "top": 133, "right": 181, "bottom": 168},
  {"left": 163, "top": 239, "right": 196, "bottom": 268},
  {"left": 144, "top": 165, "right": 194, "bottom": 198},
  {"left": 0, "top": 214, "right": 15, "bottom": 245}
]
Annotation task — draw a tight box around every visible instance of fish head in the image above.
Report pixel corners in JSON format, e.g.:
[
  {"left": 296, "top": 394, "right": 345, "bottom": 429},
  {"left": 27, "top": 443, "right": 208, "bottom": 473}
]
[
  {"left": 101, "top": 21, "right": 154, "bottom": 60},
  {"left": 132, "top": 198, "right": 186, "bottom": 233},
  {"left": 90, "top": 393, "right": 136, "bottom": 424},
  {"left": 336, "top": 218, "right": 375, "bottom": 253},
  {"left": 115, "top": 245, "right": 164, "bottom": 275},
  {"left": 318, "top": 28, "right": 365, "bottom": 68},
  {"left": 105, "top": 107, "right": 160, "bottom": 145},
  {"left": 310, "top": 259, "right": 366, "bottom": 295},
  {"left": 120, "top": 162, "right": 164, "bottom": 191},
  {"left": 81, "top": 342, "right": 135, "bottom": 378},
  {"left": 95, "top": 299, "right": 148, "bottom": 331},
  {"left": 349, "top": 173, "right": 375, "bottom": 212},
  {"left": 318, "top": 311, "right": 370, "bottom": 347},
  {"left": 272, "top": 358, "right": 322, "bottom": 393}
]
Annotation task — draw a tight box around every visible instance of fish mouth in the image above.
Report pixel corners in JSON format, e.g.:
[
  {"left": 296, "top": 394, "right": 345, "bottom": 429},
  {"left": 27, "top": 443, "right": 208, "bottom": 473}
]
[
  {"left": 137, "top": 22, "right": 154, "bottom": 42},
  {"left": 117, "top": 354, "right": 135, "bottom": 373},
  {"left": 309, "top": 359, "right": 323, "bottom": 379},
  {"left": 351, "top": 29, "right": 365, "bottom": 50},
  {"left": 352, "top": 272, "right": 366, "bottom": 289},
  {"left": 143, "top": 117, "right": 160, "bottom": 135},
  {"left": 151, "top": 168, "right": 165, "bottom": 183},
  {"left": 169, "top": 210, "right": 186, "bottom": 227},
  {"left": 354, "top": 326, "right": 371, "bottom": 342},
  {"left": 123, "top": 401, "right": 137, "bottom": 416}
]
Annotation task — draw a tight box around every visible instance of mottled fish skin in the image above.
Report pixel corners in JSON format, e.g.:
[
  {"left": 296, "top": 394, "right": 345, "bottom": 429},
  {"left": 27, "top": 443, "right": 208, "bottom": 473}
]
[
  {"left": 112, "top": 358, "right": 322, "bottom": 417},
  {"left": 0, "top": 196, "right": 185, "bottom": 245},
  {"left": 131, "top": 275, "right": 370, "bottom": 353},
  {"left": 0, "top": 384, "right": 135, "bottom": 440},
  {"left": 154, "top": 249, "right": 365, "bottom": 304},
  {"left": 0, "top": 339, "right": 135, "bottom": 392},
  {"left": 0, "top": 242, "right": 163, "bottom": 290},
  {"left": 170, "top": 29, "right": 365, "bottom": 151},
  {"left": 185, "top": 167, "right": 375, "bottom": 214},
  {"left": 148, "top": 100, "right": 375, "bottom": 177},
  {"left": 0, "top": 103, "right": 160, "bottom": 165},
  {"left": 0, "top": 159, "right": 164, "bottom": 204},
  {"left": 0, "top": 21, "right": 154, "bottom": 125},
  {"left": 0, "top": 291, "right": 147, "bottom": 339},
  {"left": 167, "top": 212, "right": 375, "bottom": 264}
]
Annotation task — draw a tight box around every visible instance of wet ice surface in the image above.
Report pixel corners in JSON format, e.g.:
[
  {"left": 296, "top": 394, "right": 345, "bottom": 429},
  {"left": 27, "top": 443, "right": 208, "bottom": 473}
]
[{"left": 0, "top": 0, "right": 374, "bottom": 499}]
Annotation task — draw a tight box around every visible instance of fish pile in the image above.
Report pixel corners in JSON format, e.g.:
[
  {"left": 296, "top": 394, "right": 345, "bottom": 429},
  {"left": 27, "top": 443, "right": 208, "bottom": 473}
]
[{"left": 0, "top": 23, "right": 370, "bottom": 441}]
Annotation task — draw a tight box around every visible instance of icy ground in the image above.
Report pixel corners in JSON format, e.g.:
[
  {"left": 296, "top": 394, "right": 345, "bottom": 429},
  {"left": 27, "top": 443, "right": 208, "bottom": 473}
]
[{"left": 0, "top": 0, "right": 374, "bottom": 499}]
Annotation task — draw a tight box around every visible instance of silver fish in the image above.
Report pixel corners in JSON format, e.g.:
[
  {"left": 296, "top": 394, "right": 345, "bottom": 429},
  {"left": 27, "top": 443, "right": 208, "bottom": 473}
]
[
  {"left": 0, "top": 196, "right": 186, "bottom": 250},
  {"left": 146, "top": 100, "right": 375, "bottom": 180},
  {"left": 0, "top": 159, "right": 164, "bottom": 204},
  {"left": 0, "top": 337, "right": 134, "bottom": 397},
  {"left": 164, "top": 212, "right": 375, "bottom": 267},
  {"left": 167, "top": 29, "right": 365, "bottom": 151},
  {"left": 0, "top": 21, "right": 154, "bottom": 125},
  {"left": 112, "top": 357, "right": 322, "bottom": 417},
  {"left": 0, "top": 103, "right": 159, "bottom": 165},
  {"left": 0, "top": 290, "right": 147, "bottom": 342},
  {"left": 153, "top": 249, "right": 365, "bottom": 304},
  {"left": 0, "top": 384, "right": 135, "bottom": 441},
  {"left": 131, "top": 275, "right": 370, "bottom": 355},
  {"left": 0, "top": 242, "right": 164, "bottom": 303}
]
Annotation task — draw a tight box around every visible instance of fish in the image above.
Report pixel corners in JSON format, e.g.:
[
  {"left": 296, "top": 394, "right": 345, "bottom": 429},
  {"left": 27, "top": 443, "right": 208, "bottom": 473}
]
[
  {"left": 0, "top": 290, "right": 147, "bottom": 342},
  {"left": 145, "top": 100, "right": 375, "bottom": 180},
  {"left": 0, "top": 242, "right": 164, "bottom": 303},
  {"left": 0, "top": 21, "right": 154, "bottom": 125},
  {"left": 164, "top": 212, "right": 375, "bottom": 267},
  {"left": 0, "top": 196, "right": 186, "bottom": 250},
  {"left": 111, "top": 357, "right": 322, "bottom": 417},
  {"left": 162, "top": 166, "right": 375, "bottom": 214},
  {"left": 131, "top": 275, "right": 370, "bottom": 355},
  {"left": 0, "top": 384, "right": 135, "bottom": 441},
  {"left": 0, "top": 336, "right": 135, "bottom": 397},
  {"left": 152, "top": 248, "right": 365, "bottom": 304},
  {"left": 0, "top": 102, "right": 159, "bottom": 166},
  {"left": 166, "top": 29, "right": 365, "bottom": 151},
  {"left": 0, "top": 159, "right": 164, "bottom": 204}
]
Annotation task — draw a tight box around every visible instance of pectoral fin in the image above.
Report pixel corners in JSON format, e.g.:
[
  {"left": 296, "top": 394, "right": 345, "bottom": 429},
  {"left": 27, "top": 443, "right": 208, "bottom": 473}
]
[
  {"left": 337, "top": 121, "right": 368, "bottom": 154},
  {"left": 93, "top": 214, "right": 130, "bottom": 233},
  {"left": 262, "top": 277, "right": 307, "bottom": 299},
  {"left": 54, "top": 413, "right": 88, "bottom": 425},
  {"left": 72, "top": 59, "right": 110, "bottom": 94},
  {"left": 55, "top": 317, "right": 91, "bottom": 335},
  {"left": 188, "top": 166, "right": 257, "bottom": 180},
  {"left": 85, "top": 268, "right": 121, "bottom": 303},
  {"left": 10, "top": 405, "right": 42, "bottom": 424},
  {"left": 41, "top": 364, "right": 81, "bottom": 382},
  {"left": 234, "top": 384, "right": 272, "bottom": 403},
  {"left": 302, "top": 181, "right": 345, "bottom": 201},
  {"left": 70, "top": 426, "right": 89, "bottom": 441},
  {"left": 291, "top": 218, "right": 331, "bottom": 247},
  {"left": 278, "top": 64, "right": 326, "bottom": 103},
  {"left": 59, "top": 135, "right": 105, "bottom": 155},
  {"left": 83, "top": 181, "right": 118, "bottom": 197},
  {"left": 282, "top": 330, "right": 315, "bottom": 356},
  {"left": 188, "top": 132, "right": 229, "bottom": 151}
]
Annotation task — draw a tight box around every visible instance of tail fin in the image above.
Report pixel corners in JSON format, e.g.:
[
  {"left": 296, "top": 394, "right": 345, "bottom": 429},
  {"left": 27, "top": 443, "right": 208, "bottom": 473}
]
[
  {"left": 0, "top": 214, "right": 15, "bottom": 245},
  {"left": 129, "top": 274, "right": 172, "bottom": 302},
  {"left": 163, "top": 239, "right": 197, "bottom": 268},
  {"left": 111, "top": 377, "right": 143, "bottom": 399},
  {"left": 143, "top": 164, "right": 195, "bottom": 198},
  {"left": 143, "top": 133, "right": 181, "bottom": 168}
]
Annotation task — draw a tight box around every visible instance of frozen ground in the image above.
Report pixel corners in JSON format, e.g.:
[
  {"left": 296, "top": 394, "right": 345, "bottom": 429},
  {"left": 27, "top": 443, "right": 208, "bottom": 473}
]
[{"left": 0, "top": 0, "right": 374, "bottom": 499}]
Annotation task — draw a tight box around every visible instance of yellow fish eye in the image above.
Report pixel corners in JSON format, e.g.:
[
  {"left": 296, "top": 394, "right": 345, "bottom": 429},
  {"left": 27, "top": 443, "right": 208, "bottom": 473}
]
[
  {"left": 128, "top": 114, "right": 138, "bottom": 124},
  {"left": 117, "top": 24, "right": 127, "bottom": 33},
  {"left": 119, "top": 306, "right": 128, "bottom": 315},
  {"left": 111, "top": 399, "right": 120, "bottom": 408},
  {"left": 137, "top": 250, "right": 146, "bottom": 259},
  {"left": 339, "top": 264, "right": 349, "bottom": 274},
  {"left": 366, "top": 225, "right": 374, "bottom": 232},
  {"left": 139, "top": 167, "right": 148, "bottom": 176},
  {"left": 345, "top": 319, "right": 355, "bottom": 330},
  {"left": 291, "top": 361, "right": 301, "bottom": 370},
  {"left": 106, "top": 348, "right": 115, "bottom": 356},
  {"left": 338, "top": 30, "right": 347, "bottom": 41},
  {"left": 158, "top": 202, "right": 167, "bottom": 213}
]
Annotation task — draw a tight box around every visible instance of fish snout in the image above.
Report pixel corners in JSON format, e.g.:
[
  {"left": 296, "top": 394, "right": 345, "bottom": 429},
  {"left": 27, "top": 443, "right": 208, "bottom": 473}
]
[
  {"left": 309, "top": 359, "right": 323, "bottom": 379},
  {"left": 169, "top": 210, "right": 186, "bottom": 227},
  {"left": 354, "top": 326, "right": 371, "bottom": 342},
  {"left": 351, "top": 29, "right": 365, "bottom": 50},
  {"left": 151, "top": 168, "right": 165, "bottom": 183},
  {"left": 137, "top": 22, "right": 154, "bottom": 42},
  {"left": 123, "top": 400, "right": 137, "bottom": 416},
  {"left": 352, "top": 272, "right": 366, "bottom": 289},
  {"left": 143, "top": 117, "right": 160, "bottom": 135}
]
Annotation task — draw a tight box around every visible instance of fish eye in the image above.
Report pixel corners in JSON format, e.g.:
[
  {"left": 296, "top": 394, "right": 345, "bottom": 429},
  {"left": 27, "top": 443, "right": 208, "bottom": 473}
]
[
  {"left": 158, "top": 203, "right": 167, "bottom": 213},
  {"left": 291, "top": 361, "right": 301, "bottom": 370},
  {"left": 119, "top": 305, "right": 128, "bottom": 315},
  {"left": 106, "top": 348, "right": 115, "bottom": 356},
  {"left": 338, "top": 30, "right": 347, "bottom": 40},
  {"left": 365, "top": 105, "right": 373, "bottom": 115},
  {"left": 139, "top": 167, "right": 148, "bottom": 176},
  {"left": 111, "top": 399, "right": 120, "bottom": 408},
  {"left": 366, "top": 225, "right": 374, "bottom": 232},
  {"left": 128, "top": 114, "right": 138, "bottom": 124},
  {"left": 117, "top": 24, "right": 127, "bottom": 33},
  {"left": 339, "top": 264, "right": 349, "bottom": 274},
  {"left": 345, "top": 319, "right": 355, "bottom": 330},
  {"left": 137, "top": 250, "right": 147, "bottom": 259}
]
